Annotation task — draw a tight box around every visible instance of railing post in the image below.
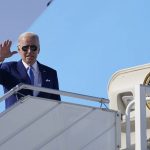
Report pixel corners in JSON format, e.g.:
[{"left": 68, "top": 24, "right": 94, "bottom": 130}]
[
  {"left": 125, "top": 100, "right": 135, "bottom": 149},
  {"left": 134, "top": 85, "right": 147, "bottom": 150}
]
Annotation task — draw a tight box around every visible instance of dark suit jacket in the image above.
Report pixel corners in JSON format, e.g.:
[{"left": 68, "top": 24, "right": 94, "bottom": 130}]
[{"left": 0, "top": 60, "right": 61, "bottom": 109}]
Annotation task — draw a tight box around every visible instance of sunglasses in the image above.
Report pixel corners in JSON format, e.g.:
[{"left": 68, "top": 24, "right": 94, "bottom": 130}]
[{"left": 21, "top": 45, "right": 38, "bottom": 52}]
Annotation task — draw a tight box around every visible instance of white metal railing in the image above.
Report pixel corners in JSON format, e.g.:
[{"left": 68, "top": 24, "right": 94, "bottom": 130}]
[
  {"left": 0, "top": 83, "right": 109, "bottom": 104},
  {"left": 125, "top": 84, "right": 149, "bottom": 150},
  {"left": 125, "top": 100, "right": 135, "bottom": 150}
]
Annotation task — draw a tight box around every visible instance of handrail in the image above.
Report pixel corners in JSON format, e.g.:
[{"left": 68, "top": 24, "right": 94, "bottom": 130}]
[
  {"left": 0, "top": 83, "right": 109, "bottom": 104},
  {"left": 125, "top": 100, "right": 135, "bottom": 150}
]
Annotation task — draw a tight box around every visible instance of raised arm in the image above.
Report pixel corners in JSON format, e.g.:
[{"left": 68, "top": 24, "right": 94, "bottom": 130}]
[{"left": 0, "top": 40, "right": 18, "bottom": 62}]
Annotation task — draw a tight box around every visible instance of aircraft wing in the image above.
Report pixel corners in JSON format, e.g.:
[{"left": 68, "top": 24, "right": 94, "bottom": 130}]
[{"left": 0, "top": 0, "right": 50, "bottom": 42}]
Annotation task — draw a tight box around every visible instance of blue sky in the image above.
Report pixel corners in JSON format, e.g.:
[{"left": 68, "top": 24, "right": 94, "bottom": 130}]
[{"left": 1, "top": 0, "right": 150, "bottom": 111}]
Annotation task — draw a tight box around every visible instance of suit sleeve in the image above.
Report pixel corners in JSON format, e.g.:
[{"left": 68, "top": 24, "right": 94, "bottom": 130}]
[{"left": 0, "top": 63, "right": 19, "bottom": 89}]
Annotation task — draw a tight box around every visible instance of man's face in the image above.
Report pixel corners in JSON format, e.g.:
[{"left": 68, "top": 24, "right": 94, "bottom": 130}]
[{"left": 18, "top": 36, "right": 40, "bottom": 66}]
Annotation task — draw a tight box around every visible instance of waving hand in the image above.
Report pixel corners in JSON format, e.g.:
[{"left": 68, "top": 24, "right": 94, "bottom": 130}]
[{"left": 0, "top": 40, "right": 18, "bottom": 62}]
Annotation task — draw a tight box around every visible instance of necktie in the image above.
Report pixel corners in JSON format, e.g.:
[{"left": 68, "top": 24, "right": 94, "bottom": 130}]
[{"left": 27, "top": 67, "right": 34, "bottom": 85}]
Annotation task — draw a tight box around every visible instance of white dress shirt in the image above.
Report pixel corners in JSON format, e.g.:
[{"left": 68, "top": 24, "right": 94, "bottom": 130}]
[{"left": 22, "top": 60, "right": 42, "bottom": 96}]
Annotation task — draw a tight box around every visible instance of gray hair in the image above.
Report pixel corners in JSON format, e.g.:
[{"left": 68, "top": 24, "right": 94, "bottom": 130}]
[{"left": 18, "top": 32, "right": 40, "bottom": 46}]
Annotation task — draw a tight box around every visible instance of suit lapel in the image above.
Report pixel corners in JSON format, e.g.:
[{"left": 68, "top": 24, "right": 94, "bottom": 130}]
[
  {"left": 17, "top": 60, "right": 31, "bottom": 84},
  {"left": 37, "top": 62, "right": 52, "bottom": 88},
  {"left": 38, "top": 62, "right": 47, "bottom": 87}
]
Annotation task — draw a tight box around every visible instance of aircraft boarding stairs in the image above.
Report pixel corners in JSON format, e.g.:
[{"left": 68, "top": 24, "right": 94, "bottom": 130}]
[
  {"left": 0, "top": 63, "right": 150, "bottom": 150},
  {"left": 0, "top": 84, "right": 120, "bottom": 150}
]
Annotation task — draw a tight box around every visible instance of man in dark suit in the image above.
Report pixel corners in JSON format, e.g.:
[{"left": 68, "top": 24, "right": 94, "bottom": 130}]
[{"left": 0, "top": 32, "right": 61, "bottom": 109}]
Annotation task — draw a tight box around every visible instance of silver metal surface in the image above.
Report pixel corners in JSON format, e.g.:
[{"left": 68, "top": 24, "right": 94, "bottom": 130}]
[
  {"left": 0, "top": 0, "right": 49, "bottom": 42},
  {"left": 0, "top": 96, "right": 117, "bottom": 150}
]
